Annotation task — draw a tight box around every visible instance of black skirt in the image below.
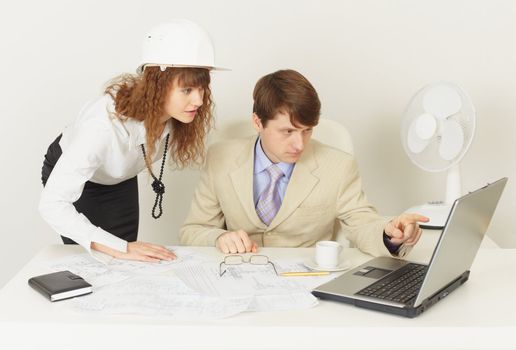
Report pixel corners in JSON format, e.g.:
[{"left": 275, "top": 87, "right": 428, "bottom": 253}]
[{"left": 41, "top": 135, "right": 139, "bottom": 244}]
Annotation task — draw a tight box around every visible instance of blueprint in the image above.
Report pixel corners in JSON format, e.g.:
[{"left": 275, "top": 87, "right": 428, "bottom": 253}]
[{"left": 48, "top": 248, "right": 338, "bottom": 318}]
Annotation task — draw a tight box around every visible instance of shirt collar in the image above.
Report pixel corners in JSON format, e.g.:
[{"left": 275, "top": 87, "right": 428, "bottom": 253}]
[
  {"left": 254, "top": 137, "right": 295, "bottom": 179},
  {"left": 129, "top": 118, "right": 172, "bottom": 148},
  {"left": 106, "top": 94, "right": 172, "bottom": 149}
]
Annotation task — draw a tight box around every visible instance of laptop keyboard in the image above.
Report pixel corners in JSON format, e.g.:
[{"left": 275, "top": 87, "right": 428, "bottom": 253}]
[{"left": 356, "top": 263, "right": 428, "bottom": 304}]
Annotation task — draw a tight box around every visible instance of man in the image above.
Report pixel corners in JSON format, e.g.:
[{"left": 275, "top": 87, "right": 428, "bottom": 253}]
[{"left": 180, "top": 69, "right": 428, "bottom": 258}]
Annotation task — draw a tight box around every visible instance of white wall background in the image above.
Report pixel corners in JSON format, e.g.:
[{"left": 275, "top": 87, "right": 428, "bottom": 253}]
[{"left": 1, "top": 0, "right": 515, "bottom": 287}]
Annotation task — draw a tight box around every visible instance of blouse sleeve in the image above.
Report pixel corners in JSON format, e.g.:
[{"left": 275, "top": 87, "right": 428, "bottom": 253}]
[{"left": 39, "top": 120, "right": 128, "bottom": 254}]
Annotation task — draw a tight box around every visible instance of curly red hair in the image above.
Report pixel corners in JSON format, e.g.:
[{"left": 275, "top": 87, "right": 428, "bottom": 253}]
[{"left": 105, "top": 67, "right": 213, "bottom": 169}]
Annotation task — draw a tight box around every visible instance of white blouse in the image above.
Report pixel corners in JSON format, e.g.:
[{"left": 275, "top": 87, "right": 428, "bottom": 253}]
[{"left": 39, "top": 94, "right": 171, "bottom": 254}]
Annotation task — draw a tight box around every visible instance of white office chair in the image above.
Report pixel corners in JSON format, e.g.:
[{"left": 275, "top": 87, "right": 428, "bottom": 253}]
[
  {"left": 207, "top": 119, "right": 254, "bottom": 145},
  {"left": 208, "top": 117, "right": 354, "bottom": 247},
  {"left": 312, "top": 119, "right": 354, "bottom": 247},
  {"left": 209, "top": 118, "right": 353, "bottom": 153}
]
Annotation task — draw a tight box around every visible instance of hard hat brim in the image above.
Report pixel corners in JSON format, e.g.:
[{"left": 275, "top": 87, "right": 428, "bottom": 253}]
[{"left": 137, "top": 63, "right": 230, "bottom": 75}]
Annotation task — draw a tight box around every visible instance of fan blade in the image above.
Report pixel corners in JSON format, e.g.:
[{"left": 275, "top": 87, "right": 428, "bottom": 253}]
[
  {"left": 423, "top": 85, "right": 462, "bottom": 120},
  {"left": 415, "top": 113, "right": 437, "bottom": 140},
  {"left": 439, "top": 120, "right": 464, "bottom": 160},
  {"left": 407, "top": 118, "right": 430, "bottom": 154}
]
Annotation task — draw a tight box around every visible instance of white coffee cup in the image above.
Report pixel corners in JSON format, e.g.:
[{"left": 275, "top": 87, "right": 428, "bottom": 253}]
[{"left": 315, "top": 240, "right": 343, "bottom": 268}]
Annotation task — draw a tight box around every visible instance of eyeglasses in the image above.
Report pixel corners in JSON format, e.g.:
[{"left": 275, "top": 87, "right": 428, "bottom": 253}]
[{"left": 219, "top": 255, "right": 278, "bottom": 277}]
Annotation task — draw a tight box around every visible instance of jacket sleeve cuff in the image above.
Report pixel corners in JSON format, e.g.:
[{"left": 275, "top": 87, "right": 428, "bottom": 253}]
[
  {"left": 383, "top": 232, "right": 401, "bottom": 254},
  {"left": 207, "top": 229, "right": 230, "bottom": 246},
  {"left": 382, "top": 232, "right": 412, "bottom": 258}
]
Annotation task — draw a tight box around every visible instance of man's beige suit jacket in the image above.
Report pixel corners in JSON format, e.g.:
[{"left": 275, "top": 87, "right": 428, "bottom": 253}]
[{"left": 180, "top": 136, "right": 399, "bottom": 257}]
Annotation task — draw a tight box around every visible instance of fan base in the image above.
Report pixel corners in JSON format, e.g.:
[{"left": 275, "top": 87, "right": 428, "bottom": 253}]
[{"left": 405, "top": 203, "right": 453, "bottom": 230}]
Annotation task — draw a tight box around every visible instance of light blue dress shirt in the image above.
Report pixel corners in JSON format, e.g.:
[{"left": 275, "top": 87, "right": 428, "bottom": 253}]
[{"left": 253, "top": 138, "right": 295, "bottom": 207}]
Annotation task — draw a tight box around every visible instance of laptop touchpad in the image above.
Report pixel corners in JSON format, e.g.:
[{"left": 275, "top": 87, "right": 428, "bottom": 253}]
[{"left": 354, "top": 266, "right": 392, "bottom": 279}]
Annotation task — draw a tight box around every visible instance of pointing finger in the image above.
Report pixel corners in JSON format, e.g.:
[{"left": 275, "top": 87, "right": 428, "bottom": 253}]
[{"left": 404, "top": 213, "right": 430, "bottom": 223}]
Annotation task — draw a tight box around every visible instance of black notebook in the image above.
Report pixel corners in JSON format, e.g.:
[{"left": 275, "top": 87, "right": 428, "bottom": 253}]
[{"left": 28, "top": 270, "right": 92, "bottom": 302}]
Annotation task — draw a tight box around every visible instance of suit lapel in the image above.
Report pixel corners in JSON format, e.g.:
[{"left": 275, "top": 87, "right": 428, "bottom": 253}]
[
  {"left": 267, "top": 142, "right": 319, "bottom": 231},
  {"left": 229, "top": 137, "right": 267, "bottom": 229}
]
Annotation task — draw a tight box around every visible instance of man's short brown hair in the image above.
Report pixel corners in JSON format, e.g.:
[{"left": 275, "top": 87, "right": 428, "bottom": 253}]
[{"left": 252, "top": 69, "right": 321, "bottom": 127}]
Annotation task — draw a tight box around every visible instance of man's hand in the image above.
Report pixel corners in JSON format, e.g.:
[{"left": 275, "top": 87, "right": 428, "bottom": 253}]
[
  {"left": 91, "top": 241, "right": 176, "bottom": 263},
  {"left": 384, "top": 213, "right": 429, "bottom": 246},
  {"left": 216, "top": 230, "right": 257, "bottom": 254}
]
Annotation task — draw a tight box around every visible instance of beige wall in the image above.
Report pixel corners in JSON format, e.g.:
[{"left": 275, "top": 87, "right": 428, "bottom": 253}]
[{"left": 1, "top": 0, "right": 515, "bottom": 287}]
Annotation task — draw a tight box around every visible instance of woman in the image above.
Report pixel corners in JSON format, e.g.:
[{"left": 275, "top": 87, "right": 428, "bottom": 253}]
[{"left": 39, "top": 19, "right": 223, "bottom": 262}]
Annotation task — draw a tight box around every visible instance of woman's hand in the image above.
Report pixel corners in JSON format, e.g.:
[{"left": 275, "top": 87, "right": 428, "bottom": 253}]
[{"left": 91, "top": 241, "right": 176, "bottom": 262}]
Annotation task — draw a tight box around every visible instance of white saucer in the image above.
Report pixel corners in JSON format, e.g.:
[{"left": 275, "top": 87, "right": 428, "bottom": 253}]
[{"left": 303, "top": 259, "right": 351, "bottom": 272}]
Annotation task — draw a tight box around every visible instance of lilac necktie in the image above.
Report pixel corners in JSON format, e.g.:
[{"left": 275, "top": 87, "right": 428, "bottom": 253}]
[{"left": 256, "top": 164, "right": 284, "bottom": 226}]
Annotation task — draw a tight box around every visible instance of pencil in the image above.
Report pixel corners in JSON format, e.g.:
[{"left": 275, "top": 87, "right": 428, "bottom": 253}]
[{"left": 280, "top": 271, "right": 330, "bottom": 277}]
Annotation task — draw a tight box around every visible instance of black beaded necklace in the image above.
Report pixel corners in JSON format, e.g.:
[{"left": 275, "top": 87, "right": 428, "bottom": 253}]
[{"left": 141, "top": 133, "right": 170, "bottom": 219}]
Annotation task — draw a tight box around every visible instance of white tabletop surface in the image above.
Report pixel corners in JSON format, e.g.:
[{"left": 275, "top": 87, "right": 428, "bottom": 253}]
[{"left": 1, "top": 241, "right": 515, "bottom": 350}]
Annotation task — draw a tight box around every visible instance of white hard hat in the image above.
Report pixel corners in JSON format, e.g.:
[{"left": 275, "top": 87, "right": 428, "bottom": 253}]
[{"left": 137, "top": 19, "right": 226, "bottom": 74}]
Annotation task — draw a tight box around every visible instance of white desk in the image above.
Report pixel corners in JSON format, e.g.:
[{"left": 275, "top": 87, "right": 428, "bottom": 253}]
[{"left": 1, "top": 244, "right": 515, "bottom": 350}]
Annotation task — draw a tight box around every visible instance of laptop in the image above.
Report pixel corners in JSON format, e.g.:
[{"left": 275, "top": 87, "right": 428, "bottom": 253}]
[{"left": 312, "top": 177, "right": 507, "bottom": 318}]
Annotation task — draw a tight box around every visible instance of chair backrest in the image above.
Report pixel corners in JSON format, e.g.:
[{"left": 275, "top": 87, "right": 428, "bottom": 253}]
[
  {"left": 207, "top": 119, "right": 254, "bottom": 145},
  {"left": 208, "top": 117, "right": 354, "bottom": 247},
  {"left": 209, "top": 118, "right": 354, "bottom": 156},
  {"left": 312, "top": 119, "right": 354, "bottom": 246},
  {"left": 312, "top": 118, "right": 354, "bottom": 155}
]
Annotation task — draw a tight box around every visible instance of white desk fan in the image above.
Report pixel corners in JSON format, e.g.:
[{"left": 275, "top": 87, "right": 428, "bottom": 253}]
[{"left": 401, "top": 82, "right": 476, "bottom": 229}]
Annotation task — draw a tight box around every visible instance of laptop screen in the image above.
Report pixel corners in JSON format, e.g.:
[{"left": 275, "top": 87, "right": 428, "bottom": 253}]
[{"left": 414, "top": 178, "right": 507, "bottom": 306}]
